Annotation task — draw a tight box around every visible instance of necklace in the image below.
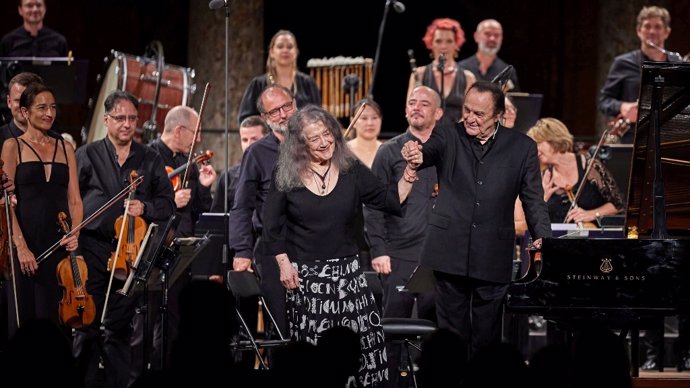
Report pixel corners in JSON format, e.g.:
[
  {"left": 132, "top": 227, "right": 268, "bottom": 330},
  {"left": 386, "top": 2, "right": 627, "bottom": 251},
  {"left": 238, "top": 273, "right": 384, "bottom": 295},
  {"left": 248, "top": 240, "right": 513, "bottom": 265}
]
[
  {"left": 25, "top": 135, "right": 51, "bottom": 145},
  {"left": 310, "top": 160, "right": 332, "bottom": 194}
]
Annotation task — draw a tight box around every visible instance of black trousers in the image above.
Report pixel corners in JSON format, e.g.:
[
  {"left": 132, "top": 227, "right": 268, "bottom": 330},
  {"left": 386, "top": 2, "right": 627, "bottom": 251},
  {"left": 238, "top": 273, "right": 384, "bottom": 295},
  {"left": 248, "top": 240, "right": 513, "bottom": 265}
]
[
  {"left": 433, "top": 271, "right": 507, "bottom": 357},
  {"left": 73, "top": 235, "right": 138, "bottom": 388}
]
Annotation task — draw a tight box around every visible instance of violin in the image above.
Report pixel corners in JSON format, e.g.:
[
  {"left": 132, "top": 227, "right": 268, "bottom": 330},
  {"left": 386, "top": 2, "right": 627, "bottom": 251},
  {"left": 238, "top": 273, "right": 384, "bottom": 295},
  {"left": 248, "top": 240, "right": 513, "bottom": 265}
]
[
  {"left": 108, "top": 171, "right": 147, "bottom": 281},
  {"left": 166, "top": 149, "right": 214, "bottom": 191},
  {"left": 564, "top": 185, "right": 597, "bottom": 229},
  {"left": 603, "top": 114, "right": 632, "bottom": 144},
  {"left": 0, "top": 160, "right": 10, "bottom": 275},
  {"left": 56, "top": 211, "right": 96, "bottom": 328},
  {"left": 0, "top": 159, "right": 20, "bottom": 327}
]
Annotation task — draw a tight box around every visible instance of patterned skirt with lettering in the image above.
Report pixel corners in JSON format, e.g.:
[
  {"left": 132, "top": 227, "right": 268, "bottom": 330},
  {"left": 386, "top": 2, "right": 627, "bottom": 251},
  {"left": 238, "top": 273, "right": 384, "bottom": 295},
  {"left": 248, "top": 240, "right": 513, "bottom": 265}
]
[{"left": 287, "top": 255, "right": 389, "bottom": 387}]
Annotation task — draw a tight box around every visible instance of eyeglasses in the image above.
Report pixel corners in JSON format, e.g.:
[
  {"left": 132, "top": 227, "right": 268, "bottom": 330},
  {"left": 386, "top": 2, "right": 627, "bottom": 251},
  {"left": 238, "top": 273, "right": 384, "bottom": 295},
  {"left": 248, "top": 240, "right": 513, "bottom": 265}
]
[
  {"left": 263, "top": 100, "right": 294, "bottom": 119},
  {"left": 108, "top": 114, "right": 139, "bottom": 123}
]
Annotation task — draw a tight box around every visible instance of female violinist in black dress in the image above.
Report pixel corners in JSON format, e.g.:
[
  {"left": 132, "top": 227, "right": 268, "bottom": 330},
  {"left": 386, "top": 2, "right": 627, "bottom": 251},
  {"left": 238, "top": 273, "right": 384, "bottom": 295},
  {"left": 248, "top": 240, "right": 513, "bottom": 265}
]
[{"left": 1, "top": 83, "right": 82, "bottom": 331}]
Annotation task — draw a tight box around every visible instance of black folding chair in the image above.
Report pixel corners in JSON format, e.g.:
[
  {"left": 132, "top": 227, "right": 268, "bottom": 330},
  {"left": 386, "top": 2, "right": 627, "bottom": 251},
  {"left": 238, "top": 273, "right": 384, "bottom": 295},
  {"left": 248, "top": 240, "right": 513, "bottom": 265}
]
[{"left": 225, "top": 270, "right": 290, "bottom": 370}]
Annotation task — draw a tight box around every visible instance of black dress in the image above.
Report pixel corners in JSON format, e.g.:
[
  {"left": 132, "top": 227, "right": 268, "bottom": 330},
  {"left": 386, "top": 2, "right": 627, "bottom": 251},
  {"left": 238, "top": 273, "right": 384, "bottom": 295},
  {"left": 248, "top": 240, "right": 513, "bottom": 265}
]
[
  {"left": 14, "top": 137, "right": 70, "bottom": 326},
  {"left": 546, "top": 154, "right": 625, "bottom": 223}
]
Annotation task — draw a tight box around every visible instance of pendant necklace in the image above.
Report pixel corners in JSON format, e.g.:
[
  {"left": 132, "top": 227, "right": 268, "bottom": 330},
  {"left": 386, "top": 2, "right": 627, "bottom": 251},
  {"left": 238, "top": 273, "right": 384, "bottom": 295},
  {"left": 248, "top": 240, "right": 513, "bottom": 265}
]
[{"left": 310, "top": 160, "right": 332, "bottom": 194}]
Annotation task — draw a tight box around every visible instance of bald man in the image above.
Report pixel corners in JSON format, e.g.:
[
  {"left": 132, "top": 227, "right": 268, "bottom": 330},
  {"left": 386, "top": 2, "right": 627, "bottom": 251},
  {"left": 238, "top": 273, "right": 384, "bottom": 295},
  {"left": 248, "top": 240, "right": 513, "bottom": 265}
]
[{"left": 458, "top": 19, "right": 520, "bottom": 91}]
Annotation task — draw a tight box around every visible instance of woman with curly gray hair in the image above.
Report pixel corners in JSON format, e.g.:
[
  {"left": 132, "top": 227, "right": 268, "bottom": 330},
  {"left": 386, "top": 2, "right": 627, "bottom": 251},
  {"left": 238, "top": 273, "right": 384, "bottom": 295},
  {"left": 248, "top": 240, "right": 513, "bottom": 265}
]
[{"left": 262, "top": 104, "right": 420, "bottom": 387}]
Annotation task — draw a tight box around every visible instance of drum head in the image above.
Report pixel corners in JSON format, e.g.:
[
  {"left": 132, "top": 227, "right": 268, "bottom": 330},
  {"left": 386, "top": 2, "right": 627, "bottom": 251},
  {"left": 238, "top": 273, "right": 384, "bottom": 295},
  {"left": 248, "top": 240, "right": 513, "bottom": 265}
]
[
  {"left": 84, "top": 51, "right": 125, "bottom": 144},
  {"left": 82, "top": 50, "right": 195, "bottom": 145}
]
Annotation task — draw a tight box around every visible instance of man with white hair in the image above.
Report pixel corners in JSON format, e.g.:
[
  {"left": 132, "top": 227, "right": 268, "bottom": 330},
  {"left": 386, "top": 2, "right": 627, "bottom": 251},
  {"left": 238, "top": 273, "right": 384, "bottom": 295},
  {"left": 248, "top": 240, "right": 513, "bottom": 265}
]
[{"left": 459, "top": 19, "right": 519, "bottom": 91}]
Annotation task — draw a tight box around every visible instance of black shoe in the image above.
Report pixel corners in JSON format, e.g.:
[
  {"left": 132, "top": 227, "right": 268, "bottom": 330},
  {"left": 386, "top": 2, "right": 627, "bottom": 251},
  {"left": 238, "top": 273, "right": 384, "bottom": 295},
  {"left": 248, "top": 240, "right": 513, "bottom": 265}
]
[{"left": 641, "top": 359, "right": 658, "bottom": 371}]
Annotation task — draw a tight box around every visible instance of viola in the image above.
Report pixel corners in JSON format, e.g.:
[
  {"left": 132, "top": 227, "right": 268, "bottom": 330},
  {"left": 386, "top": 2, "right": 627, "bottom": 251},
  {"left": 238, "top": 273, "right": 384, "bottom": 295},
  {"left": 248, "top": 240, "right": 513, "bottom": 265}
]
[
  {"left": 56, "top": 211, "right": 96, "bottom": 328},
  {"left": 108, "top": 171, "right": 147, "bottom": 281},
  {"left": 166, "top": 149, "right": 214, "bottom": 191}
]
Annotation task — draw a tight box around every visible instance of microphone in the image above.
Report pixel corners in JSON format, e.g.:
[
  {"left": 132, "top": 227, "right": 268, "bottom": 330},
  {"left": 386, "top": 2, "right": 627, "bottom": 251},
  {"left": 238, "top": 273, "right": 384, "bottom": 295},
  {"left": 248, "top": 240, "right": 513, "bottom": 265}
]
[
  {"left": 208, "top": 0, "right": 227, "bottom": 10},
  {"left": 491, "top": 65, "right": 513, "bottom": 85},
  {"left": 437, "top": 53, "right": 446, "bottom": 73},
  {"left": 390, "top": 0, "right": 406, "bottom": 13}
]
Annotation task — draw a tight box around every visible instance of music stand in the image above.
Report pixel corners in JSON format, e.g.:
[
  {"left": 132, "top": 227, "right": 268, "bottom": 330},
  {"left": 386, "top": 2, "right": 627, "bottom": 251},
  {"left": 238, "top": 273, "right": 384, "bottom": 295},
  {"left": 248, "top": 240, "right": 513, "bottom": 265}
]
[
  {"left": 399, "top": 264, "right": 435, "bottom": 294},
  {"left": 506, "top": 92, "right": 543, "bottom": 134}
]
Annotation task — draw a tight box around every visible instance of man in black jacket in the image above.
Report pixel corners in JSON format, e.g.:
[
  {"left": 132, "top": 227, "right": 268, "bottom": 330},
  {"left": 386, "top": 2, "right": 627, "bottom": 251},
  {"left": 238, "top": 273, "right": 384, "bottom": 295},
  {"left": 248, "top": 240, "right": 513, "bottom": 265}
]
[{"left": 407, "top": 81, "right": 550, "bottom": 356}]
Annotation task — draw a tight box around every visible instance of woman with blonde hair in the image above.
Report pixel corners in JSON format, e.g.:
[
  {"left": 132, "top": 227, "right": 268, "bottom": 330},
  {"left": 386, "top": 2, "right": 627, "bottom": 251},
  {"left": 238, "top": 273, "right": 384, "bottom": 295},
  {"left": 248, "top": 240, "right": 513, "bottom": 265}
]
[
  {"left": 238, "top": 30, "right": 321, "bottom": 124},
  {"left": 515, "top": 117, "right": 624, "bottom": 229}
]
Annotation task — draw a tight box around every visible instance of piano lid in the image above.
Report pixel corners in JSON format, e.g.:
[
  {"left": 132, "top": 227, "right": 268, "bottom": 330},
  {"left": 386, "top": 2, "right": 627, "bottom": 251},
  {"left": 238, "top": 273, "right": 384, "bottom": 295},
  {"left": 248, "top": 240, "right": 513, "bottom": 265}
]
[{"left": 626, "top": 62, "right": 690, "bottom": 237}]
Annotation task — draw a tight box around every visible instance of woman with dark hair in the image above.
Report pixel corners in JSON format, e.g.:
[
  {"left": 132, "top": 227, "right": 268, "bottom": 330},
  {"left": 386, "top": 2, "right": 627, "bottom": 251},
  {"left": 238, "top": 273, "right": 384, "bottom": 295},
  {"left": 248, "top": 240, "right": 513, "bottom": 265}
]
[
  {"left": 0, "top": 82, "right": 82, "bottom": 331},
  {"left": 262, "top": 105, "right": 420, "bottom": 387},
  {"left": 346, "top": 98, "right": 383, "bottom": 168},
  {"left": 237, "top": 30, "right": 321, "bottom": 125}
]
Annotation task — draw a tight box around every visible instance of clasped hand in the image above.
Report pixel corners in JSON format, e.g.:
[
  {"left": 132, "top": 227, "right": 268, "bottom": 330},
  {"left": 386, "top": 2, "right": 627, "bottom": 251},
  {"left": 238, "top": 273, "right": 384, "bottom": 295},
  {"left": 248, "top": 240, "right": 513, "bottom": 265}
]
[{"left": 401, "top": 140, "right": 422, "bottom": 169}]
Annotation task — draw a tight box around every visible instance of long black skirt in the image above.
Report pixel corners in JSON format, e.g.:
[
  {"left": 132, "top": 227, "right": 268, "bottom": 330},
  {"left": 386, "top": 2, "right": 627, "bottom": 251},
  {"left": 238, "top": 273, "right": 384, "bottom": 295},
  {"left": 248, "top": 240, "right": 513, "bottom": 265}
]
[{"left": 287, "top": 255, "right": 389, "bottom": 387}]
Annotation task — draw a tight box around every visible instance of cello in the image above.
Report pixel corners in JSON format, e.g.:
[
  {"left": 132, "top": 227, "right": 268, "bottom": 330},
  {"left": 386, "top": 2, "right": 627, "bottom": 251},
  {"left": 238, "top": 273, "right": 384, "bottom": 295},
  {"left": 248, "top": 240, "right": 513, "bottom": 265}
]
[{"left": 56, "top": 211, "right": 96, "bottom": 328}]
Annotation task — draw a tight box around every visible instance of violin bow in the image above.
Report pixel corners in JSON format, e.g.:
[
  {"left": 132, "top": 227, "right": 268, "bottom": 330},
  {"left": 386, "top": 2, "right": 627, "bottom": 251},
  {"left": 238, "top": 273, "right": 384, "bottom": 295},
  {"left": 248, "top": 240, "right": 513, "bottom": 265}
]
[
  {"left": 180, "top": 82, "right": 211, "bottom": 190},
  {"left": 35, "top": 176, "right": 144, "bottom": 264},
  {"left": 343, "top": 102, "right": 368, "bottom": 139},
  {"left": 562, "top": 126, "right": 610, "bottom": 223}
]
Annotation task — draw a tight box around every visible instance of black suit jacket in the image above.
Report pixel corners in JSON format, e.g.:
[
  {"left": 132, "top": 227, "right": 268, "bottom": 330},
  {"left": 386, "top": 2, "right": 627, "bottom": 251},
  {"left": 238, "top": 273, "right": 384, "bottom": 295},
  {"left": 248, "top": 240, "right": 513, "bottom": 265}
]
[{"left": 418, "top": 122, "right": 551, "bottom": 283}]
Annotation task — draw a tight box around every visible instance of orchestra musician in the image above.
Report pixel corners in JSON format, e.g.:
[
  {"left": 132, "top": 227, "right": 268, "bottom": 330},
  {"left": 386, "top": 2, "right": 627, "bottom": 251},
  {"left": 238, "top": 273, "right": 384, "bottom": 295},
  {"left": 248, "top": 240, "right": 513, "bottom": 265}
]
[
  {"left": 1, "top": 72, "right": 51, "bottom": 143},
  {"left": 129, "top": 105, "right": 217, "bottom": 379},
  {"left": 237, "top": 30, "right": 321, "bottom": 126},
  {"left": 458, "top": 19, "right": 520, "bottom": 91},
  {"left": 210, "top": 115, "right": 268, "bottom": 213},
  {"left": 364, "top": 86, "right": 442, "bottom": 388},
  {"left": 0, "top": 82, "right": 81, "bottom": 337},
  {"left": 598, "top": 5, "right": 682, "bottom": 144},
  {"left": 0, "top": 0, "right": 68, "bottom": 57},
  {"left": 407, "top": 18, "right": 476, "bottom": 128},
  {"left": 228, "top": 85, "right": 297, "bottom": 366},
  {"left": 72, "top": 90, "right": 174, "bottom": 388},
  {"left": 517, "top": 117, "right": 624, "bottom": 228}
]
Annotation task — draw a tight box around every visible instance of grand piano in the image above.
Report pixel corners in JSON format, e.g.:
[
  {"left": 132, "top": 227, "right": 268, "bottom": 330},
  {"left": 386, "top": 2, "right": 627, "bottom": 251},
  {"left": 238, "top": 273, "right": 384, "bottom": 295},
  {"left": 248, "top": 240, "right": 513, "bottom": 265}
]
[{"left": 507, "top": 62, "right": 690, "bottom": 375}]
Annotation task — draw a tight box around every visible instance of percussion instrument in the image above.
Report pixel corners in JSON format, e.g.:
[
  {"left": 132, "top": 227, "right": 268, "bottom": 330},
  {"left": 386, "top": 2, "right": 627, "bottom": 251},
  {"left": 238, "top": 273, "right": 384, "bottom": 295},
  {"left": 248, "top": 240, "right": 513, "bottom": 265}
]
[
  {"left": 307, "top": 56, "right": 372, "bottom": 119},
  {"left": 82, "top": 50, "right": 196, "bottom": 144}
]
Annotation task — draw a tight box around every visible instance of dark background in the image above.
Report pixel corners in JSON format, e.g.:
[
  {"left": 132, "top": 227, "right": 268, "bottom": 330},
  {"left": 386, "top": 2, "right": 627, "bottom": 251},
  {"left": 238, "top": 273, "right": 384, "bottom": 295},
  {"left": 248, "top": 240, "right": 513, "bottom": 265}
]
[{"left": 2, "top": 0, "right": 690, "bottom": 143}]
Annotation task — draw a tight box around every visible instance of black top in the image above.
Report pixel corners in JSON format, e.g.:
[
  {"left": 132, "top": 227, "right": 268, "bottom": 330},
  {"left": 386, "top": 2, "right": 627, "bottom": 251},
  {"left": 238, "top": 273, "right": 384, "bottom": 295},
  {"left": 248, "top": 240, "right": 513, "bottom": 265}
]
[
  {"left": 546, "top": 154, "right": 625, "bottom": 223},
  {"left": 148, "top": 139, "right": 212, "bottom": 237},
  {"left": 228, "top": 132, "right": 280, "bottom": 258},
  {"left": 599, "top": 49, "right": 683, "bottom": 118},
  {"left": 237, "top": 72, "right": 321, "bottom": 125},
  {"left": 364, "top": 131, "right": 437, "bottom": 261},
  {"left": 76, "top": 138, "right": 175, "bottom": 242},
  {"left": 262, "top": 160, "right": 402, "bottom": 262},
  {"left": 458, "top": 55, "right": 520, "bottom": 91},
  {"left": 14, "top": 137, "right": 69, "bottom": 284},
  {"left": 421, "top": 63, "right": 467, "bottom": 127},
  {"left": 0, "top": 26, "right": 68, "bottom": 57},
  {"left": 210, "top": 164, "right": 240, "bottom": 213}
]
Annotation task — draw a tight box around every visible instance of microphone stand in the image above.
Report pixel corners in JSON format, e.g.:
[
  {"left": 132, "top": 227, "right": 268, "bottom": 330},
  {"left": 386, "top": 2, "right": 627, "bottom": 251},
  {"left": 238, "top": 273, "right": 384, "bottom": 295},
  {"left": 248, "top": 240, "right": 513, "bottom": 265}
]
[
  {"left": 437, "top": 53, "right": 446, "bottom": 111},
  {"left": 368, "top": 0, "right": 394, "bottom": 98},
  {"left": 210, "top": 0, "right": 231, "bottom": 271}
]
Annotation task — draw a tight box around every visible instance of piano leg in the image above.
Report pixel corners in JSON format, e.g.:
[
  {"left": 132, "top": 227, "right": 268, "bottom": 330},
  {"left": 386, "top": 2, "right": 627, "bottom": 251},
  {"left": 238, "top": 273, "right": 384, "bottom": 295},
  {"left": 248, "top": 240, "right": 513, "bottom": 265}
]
[{"left": 629, "top": 329, "right": 639, "bottom": 377}]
